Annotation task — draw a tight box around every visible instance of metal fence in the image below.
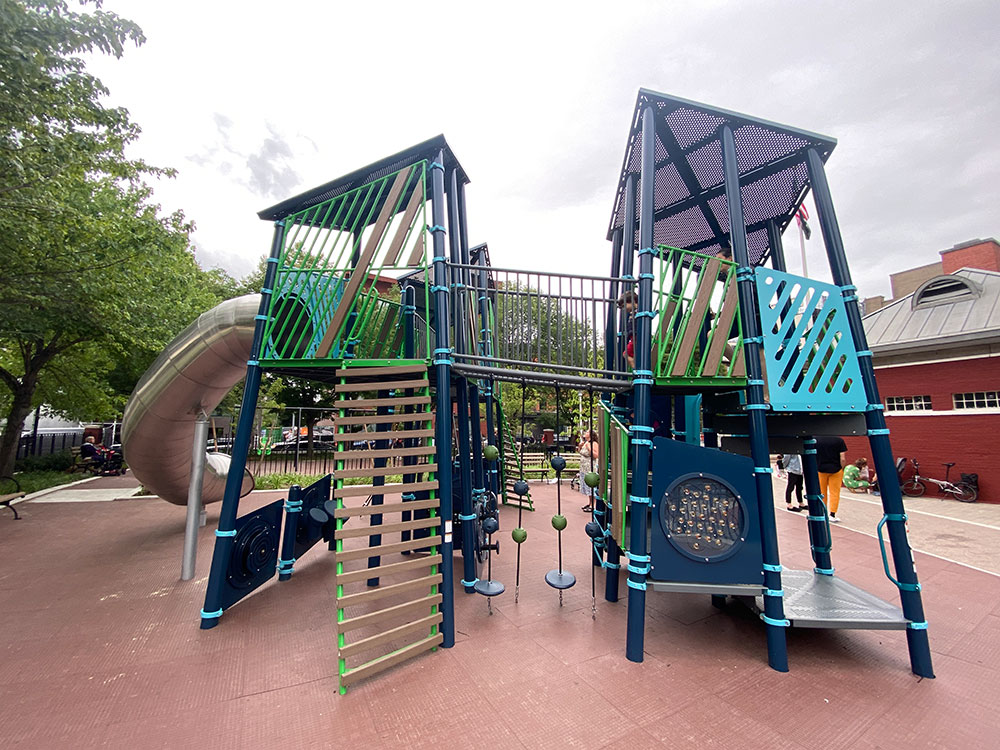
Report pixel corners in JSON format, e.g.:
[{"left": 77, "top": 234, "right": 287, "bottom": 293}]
[{"left": 449, "top": 262, "right": 632, "bottom": 379}]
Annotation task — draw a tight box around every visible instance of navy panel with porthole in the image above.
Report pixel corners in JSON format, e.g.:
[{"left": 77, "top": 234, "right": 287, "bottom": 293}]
[{"left": 649, "top": 437, "right": 763, "bottom": 586}]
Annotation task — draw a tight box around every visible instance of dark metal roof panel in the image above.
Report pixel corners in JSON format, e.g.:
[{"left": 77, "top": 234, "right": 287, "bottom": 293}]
[
  {"left": 258, "top": 134, "right": 468, "bottom": 225},
  {"left": 607, "top": 89, "right": 837, "bottom": 265}
]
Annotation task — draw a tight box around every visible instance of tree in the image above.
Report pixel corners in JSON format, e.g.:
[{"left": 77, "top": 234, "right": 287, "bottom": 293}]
[{"left": 0, "top": 2, "right": 224, "bottom": 474}]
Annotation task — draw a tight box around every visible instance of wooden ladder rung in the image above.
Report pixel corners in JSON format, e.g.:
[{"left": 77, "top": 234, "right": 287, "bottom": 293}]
[
  {"left": 338, "top": 593, "right": 443, "bottom": 633},
  {"left": 335, "top": 364, "right": 428, "bottom": 378},
  {"left": 334, "top": 378, "right": 429, "bottom": 393},
  {"left": 337, "top": 395, "right": 431, "bottom": 409},
  {"left": 339, "top": 613, "right": 442, "bottom": 660},
  {"left": 331, "top": 429, "right": 434, "bottom": 443},
  {"left": 334, "top": 446, "right": 435, "bottom": 461},
  {"left": 334, "top": 480, "right": 438, "bottom": 498},
  {"left": 339, "top": 632, "right": 443, "bottom": 688},
  {"left": 334, "top": 498, "right": 439, "bottom": 519},
  {"left": 338, "top": 573, "right": 441, "bottom": 608},
  {"left": 335, "top": 516, "right": 440, "bottom": 540},
  {"left": 335, "top": 463, "right": 436, "bottom": 480},
  {"left": 336, "top": 553, "right": 442, "bottom": 585},
  {"left": 335, "top": 412, "right": 432, "bottom": 427},
  {"left": 336, "top": 535, "right": 442, "bottom": 563}
]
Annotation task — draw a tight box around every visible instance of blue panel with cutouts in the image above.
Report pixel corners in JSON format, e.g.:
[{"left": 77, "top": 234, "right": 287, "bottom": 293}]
[{"left": 754, "top": 269, "right": 867, "bottom": 413}]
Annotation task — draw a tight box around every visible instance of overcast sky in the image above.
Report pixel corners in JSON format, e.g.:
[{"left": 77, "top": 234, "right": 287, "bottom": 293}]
[{"left": 86, "top": 0, "right": 999, "bottom": 299}]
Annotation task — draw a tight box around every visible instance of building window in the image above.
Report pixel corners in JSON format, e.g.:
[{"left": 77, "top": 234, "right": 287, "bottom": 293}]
[
  {"left": 885, "top": 395, "right": 932, "bottom": 412},
  {"left": 953, "top": 391, "right": 1000, "bottom": 410}
]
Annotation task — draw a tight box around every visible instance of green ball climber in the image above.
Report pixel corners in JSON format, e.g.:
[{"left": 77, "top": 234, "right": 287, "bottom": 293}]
[
  {"left": 512, "top": 527, "right": 527, "bottom": 544},
  {"left": 484, "top": 444, "right": 499, "bottom": 462}
]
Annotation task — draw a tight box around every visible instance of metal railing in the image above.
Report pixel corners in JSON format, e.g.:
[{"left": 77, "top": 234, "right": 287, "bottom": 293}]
[{"left": 449, "top": 262, "right": 632, "bottom": 381}]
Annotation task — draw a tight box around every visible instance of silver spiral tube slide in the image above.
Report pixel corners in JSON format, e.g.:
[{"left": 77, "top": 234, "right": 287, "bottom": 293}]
[{"left": 122, "top": 294, "right": 260, "bottom": 506}]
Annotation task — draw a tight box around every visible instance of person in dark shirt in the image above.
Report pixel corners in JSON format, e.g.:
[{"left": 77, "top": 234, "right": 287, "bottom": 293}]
[
  {"left": 815, "top": 435, "right": 848, "bottom": 522},
  {"left": 80, "top": 436, "right": 105, "bottom": 466}
]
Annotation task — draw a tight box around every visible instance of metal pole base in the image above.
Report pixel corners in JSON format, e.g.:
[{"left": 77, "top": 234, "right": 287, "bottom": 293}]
[
  {"left": 906, "top": 629, "right": 936, "bottom": 678},
  {"left": 765, "top": 624, "right": 789, "bottom": 672}
]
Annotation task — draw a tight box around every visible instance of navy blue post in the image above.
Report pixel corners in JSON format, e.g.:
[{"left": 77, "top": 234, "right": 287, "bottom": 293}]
[
  {"left": 615, "top": 173, "right": 638, "bottom": 423},
  {"left": 800, "top": 437, "right": 833, "bottom": 574},
  {"left": 400, "top": 284, "right": 418, "bottom": 542},
  {"left": 805, "top": 148, "right": 933, "bottom": 678},
  {"left": 625, "top": 106, "right": 656, "bottom": 663},
  {"left": 477, "top": 253, "right": 499, "bottom": 497},
  {"left": 767, "top": 219, "right": 787, "bottom": 272},
  {"left": 448, "top": 169, "right": 477, "bottom": 594},
  {"left": 277, "top": 484, "right": 301, "bottom": 581},
  {"left": 429, "top": 152, "right": 456, "bottom": 647},
  {"left": 201, "top": 220, "right": 284, "bottom": 629},
  {"left": 459, "top": 182, "right": 489, "bottom": 542},
  {"left": 721, "top": 124, "right": 789, "bottom": 671}
]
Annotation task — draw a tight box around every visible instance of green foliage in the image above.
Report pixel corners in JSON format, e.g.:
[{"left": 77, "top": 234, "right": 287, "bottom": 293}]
[
  {"left": 0, "top": 2, "right": 234, "bottom": 475},
  {"left": 14, "top": 449, "right": 74, "bottom": 472},
  {"left": 8, "top": 469, "right": 78, "bottom": 495}
]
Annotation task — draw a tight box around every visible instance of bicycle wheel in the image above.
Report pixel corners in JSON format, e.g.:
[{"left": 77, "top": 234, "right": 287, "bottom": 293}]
[
  {"left": 901, "top": 479, "right": 926, "bottom": 497},
  {"left": 954, "top": 482, "right": 978, "bottom": 503}
]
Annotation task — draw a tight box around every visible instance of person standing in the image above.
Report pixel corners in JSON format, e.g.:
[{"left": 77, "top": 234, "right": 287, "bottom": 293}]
[
  {"left": 577, "top": 430, "right": 599, "bottom": 512},
  {"left": 782, "top": 453, "right": 806, "bottom": 511},
  {"left": 815, "top": 435, "right": 848, "bottom": 522}
]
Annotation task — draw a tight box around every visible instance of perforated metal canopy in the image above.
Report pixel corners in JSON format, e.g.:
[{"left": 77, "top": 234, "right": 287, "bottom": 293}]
[
  {"left": 259, "top": 134, "right": 468, "bottom": 229},
  {"left": 608, "top": 89, "right": 837, "bottom": 265}
]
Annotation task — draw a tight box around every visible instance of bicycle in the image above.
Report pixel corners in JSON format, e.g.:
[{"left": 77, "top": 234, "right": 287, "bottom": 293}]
[{"left": 900, "top": 459, "right": 978, "bottom": 503}]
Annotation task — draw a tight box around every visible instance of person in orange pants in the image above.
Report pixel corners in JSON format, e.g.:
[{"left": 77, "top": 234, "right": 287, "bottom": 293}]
[{"left": 815, "top": 435, "right": 848, "bottom": 522}]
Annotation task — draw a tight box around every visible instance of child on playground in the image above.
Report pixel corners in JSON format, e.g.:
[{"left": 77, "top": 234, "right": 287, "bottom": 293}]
[{"left": 618, "top": 289, "right": 637, "bottom": 368}]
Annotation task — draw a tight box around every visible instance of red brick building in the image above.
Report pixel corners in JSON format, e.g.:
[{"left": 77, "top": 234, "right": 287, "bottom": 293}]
[{"left": 848, "top": 239, "right": 1000, "bottom": 502}]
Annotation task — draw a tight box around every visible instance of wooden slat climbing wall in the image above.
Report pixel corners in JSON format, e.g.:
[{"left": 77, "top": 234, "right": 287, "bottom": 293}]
[{"left": 332, "top": 363, "right": 442, "bottom": 693}]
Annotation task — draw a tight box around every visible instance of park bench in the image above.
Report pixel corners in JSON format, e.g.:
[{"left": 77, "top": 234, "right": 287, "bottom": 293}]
[
  {"left": 69, "top": 445, "right": 100, "bottom": 474},
  {"left": 1, "top": 476, "right": 25, "bottom": 520}
]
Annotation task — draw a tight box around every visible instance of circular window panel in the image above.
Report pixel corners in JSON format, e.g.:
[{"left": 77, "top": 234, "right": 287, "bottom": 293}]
[{"left": 659, "top": 473, "right": 746, "bottom": 562}]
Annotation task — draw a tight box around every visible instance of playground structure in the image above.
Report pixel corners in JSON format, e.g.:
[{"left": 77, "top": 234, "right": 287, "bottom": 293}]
[{"left": 127, "top": 89, "right": 933, "bottom": 692}]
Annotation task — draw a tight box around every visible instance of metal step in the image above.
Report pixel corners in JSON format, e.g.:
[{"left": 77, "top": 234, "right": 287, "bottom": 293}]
[{"left": 752, "top": 569, "right": 908, "bottom": 630}]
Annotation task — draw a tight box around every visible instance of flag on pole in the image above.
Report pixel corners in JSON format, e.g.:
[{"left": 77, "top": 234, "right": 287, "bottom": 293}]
[{"left": 795, "top": 206, "right": 812, "bottom": 240}]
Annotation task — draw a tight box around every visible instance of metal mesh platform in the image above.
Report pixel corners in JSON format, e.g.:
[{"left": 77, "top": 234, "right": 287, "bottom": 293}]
[{"left": 754, "top": 569, "right": 908, "bottom": 630}]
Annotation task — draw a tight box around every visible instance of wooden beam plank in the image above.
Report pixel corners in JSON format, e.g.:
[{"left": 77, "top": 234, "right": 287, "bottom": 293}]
[
  {"left": 334, "top": 498, "right": 439, "bottom": 518},
  {"left": 339, "top": 633, "right": 443, "bottom": 688},
  {"left": 338, "top": 573, "right": 441, "bottom": 607},
  {"left": 338, "top": 594, "right": 442, "bottom": 633},
  {"left": 334, "top": 479, "right": 438, "bottom": 498},
  {"left": 731, "top": 346, "right": 746, "bottom": 378},
  {"left": 331, "top": 428, "right": 433, "bottom": 443},
  {"left": 404, "top": 232, "right": 425, "bottom": 267},
  {"left": 317, "top": 167, "right": 415, "bottom": 357},
  {"left": 336, "top": 463, "right": 436, "bottom": 480},
  {"left": 336, "top": 535, "right": 442, "bottom": 563},
  {"left": 383, "top": 179, "right": 425, "bottom": 266},
  {"left": 651, "top": 299, "right": 677, "bottom": 371},
  {"left": 335, "top": 364, "right": 428, "bottom": 378},
  {"left": 369, "top": 304, "right": 399, "bottom": 359},
  {"left": 337, "top": 395, "right": 431, "bottom": 409},
  {"left": 335, "top": 515, "right": 440, "bottom": 540},
  {"left": 334, "top": 446, "right": 435, "bottom": 461},
  {"left": 335, "top": 412, "right": 433, "bottom": 427},
  {"left": 672, "top": 258, "right": 721, "bottom": 377},
  {"left": 335, "top": 553, "right": 442, "bottom": 584},
  {"left": 334, "top": 377, "right": 428, "bottom": 393},
  {"left": 339, "top": 613, "right": 442, "bottom": 659},
  {"left": 702, "top": 280, "right": 739, "bottom": 377}
]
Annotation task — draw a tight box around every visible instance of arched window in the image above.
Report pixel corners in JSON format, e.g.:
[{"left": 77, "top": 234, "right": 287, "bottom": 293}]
[{"left": 911, "top": 275, "right": 980, "bottom": 309}]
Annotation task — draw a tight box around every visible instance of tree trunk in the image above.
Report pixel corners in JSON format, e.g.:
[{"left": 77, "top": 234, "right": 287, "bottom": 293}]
[{"left": 0, "top": 384, "right": 36, "bottom": 477}]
